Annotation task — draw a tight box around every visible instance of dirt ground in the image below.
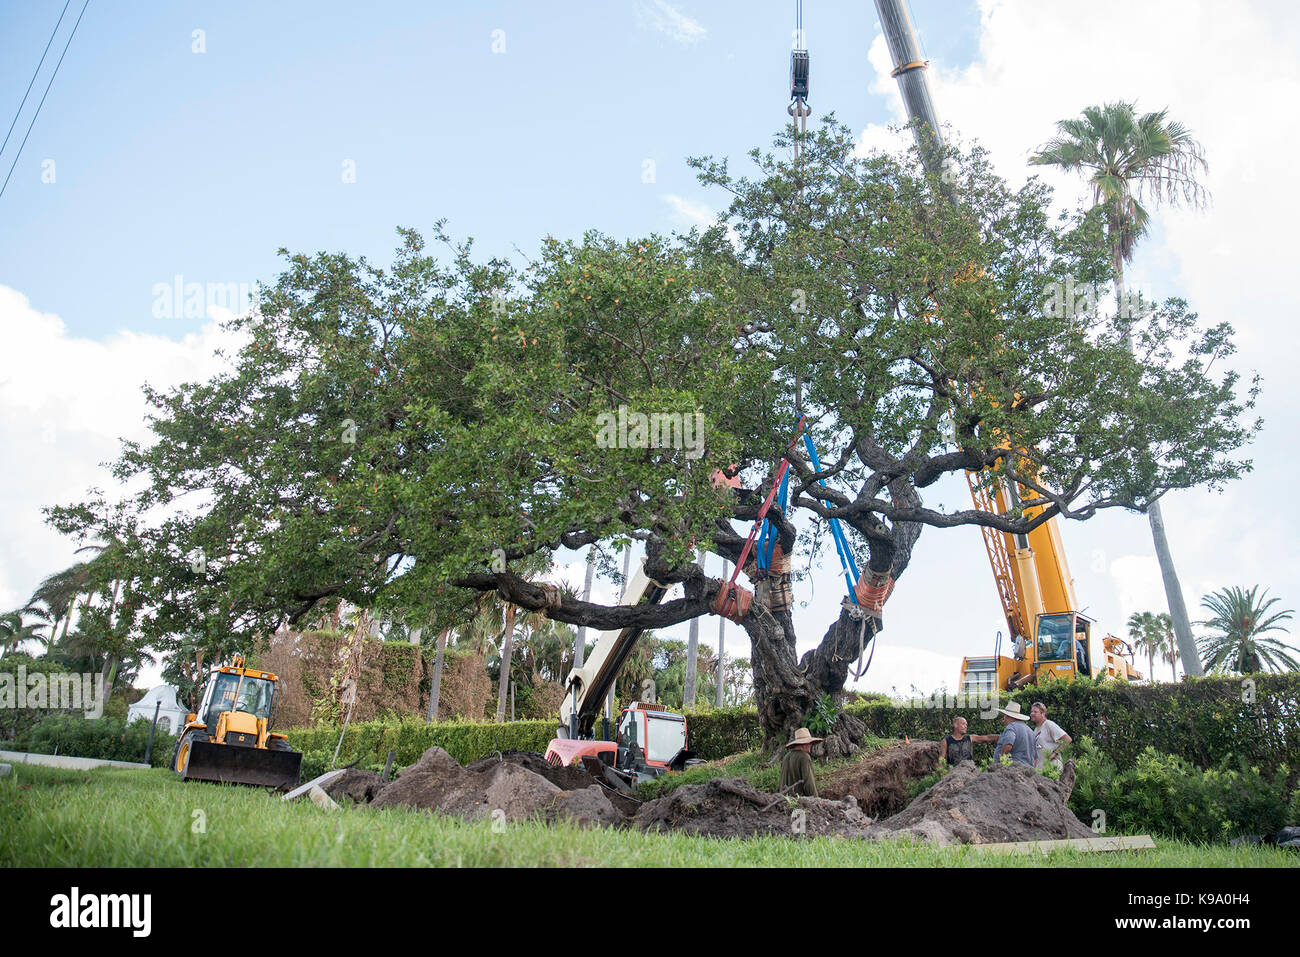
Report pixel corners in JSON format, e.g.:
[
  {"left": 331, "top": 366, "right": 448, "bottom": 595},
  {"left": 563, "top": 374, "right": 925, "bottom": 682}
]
[
  {"left": 314, "top": 742, "right": 1094, "bottom": 845},
  {"left": 820, "top": 740, "right": 941, "bottom": 817},
  {"left": 633, "top": 777, "right": 873, "bottom": 838},
  {"left": 866, "top": 760, "right": 1094, "bottom": 845}
]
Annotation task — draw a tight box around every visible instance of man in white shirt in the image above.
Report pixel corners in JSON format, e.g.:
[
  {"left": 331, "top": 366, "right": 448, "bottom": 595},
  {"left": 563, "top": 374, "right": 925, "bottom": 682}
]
[{"left": 1030, "top": 701, "right": 1072, "bottom": 770}]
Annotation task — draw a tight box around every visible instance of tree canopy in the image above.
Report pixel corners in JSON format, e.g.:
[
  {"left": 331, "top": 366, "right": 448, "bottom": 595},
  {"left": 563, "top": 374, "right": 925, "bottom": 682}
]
[{"left": 48, "top": 123, "right": 1259, "bottom": 743}]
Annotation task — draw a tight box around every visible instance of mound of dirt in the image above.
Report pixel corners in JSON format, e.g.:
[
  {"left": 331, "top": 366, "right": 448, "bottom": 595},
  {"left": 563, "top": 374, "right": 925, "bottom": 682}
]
[
  {"left": 866, "top": 760, "right": 1092, "bottom": 846},
  {"left": 372, "top": 746, "right": 562, "bottom": 822},
  {"left": 465, "top": 750, "right": 598, "bottom": 791},
  {"left": 633, "top": 777, "right": 873, "bottom": 839},
  {"left": 820, "top": 740, "right": 941, "bottom": 818},
  {"left": 323, "top": 769, "right": 387, "bottom": 804},
  {"left": 546, "top": 785, "right": 626, "bottom": 828}
]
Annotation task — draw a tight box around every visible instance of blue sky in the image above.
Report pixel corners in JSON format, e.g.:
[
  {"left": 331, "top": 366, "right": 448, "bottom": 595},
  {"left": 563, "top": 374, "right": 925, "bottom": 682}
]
[
  {"left": 1, "top": 0, "right": 981, "bottom": 340},
  {"left": 3, "top": 1, "right": 1296, "bottom": 695}
]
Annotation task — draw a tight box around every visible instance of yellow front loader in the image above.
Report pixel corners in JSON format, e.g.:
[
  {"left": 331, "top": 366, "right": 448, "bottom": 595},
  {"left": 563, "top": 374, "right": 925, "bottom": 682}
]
[{"left": 172, "top": 655, "right": 302, "bottom": 788}]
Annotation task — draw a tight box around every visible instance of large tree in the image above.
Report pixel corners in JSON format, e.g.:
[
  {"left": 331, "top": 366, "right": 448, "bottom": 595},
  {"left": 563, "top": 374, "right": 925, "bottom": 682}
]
[
  {"left": 1030, "top": 101, "right": 1211, "bottom": 677},
  {"left": 48, "top": 125, "right": 1257, "bottom": 746}
]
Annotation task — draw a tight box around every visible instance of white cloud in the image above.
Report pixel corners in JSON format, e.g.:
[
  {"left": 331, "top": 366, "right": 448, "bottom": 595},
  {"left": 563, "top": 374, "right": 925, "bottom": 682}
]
[
  {"left": 848, "top": 643, "right": 964, "bottom": 698},
  {"left": 634, "top": 1, "right": 706, "bottom": 46},
  {"left": 0, "top": 286, "right": 244, "bottom": 618},
  {"left": 660, "top": 193, "right": 741, "bottom": 248}
]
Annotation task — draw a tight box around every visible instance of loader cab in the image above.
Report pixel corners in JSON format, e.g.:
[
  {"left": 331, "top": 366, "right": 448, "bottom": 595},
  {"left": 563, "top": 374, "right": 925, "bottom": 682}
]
[
  {"left": 1034, "top": 612, "right": 1093, "bottom": 680},
  {"left": 197, "top": 669, "right": 276, "bottom": 735},
  {"left": 616, "top": 704, "right": 690, "bottom": 778}
]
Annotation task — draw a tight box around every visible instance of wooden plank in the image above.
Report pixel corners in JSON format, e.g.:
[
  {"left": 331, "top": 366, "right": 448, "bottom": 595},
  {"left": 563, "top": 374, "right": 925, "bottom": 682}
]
[
  {"left": 281, "top": 768, "right": 345, "bottom": 802},
  {"left": 971, "top": 835, "right": 1156, "bottom": 855}
]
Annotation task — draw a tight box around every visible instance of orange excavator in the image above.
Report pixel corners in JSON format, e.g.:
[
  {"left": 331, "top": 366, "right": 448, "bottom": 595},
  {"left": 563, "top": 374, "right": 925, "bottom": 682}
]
[{"left": 545, "top": 560, "right": 699, "bottom": 785}]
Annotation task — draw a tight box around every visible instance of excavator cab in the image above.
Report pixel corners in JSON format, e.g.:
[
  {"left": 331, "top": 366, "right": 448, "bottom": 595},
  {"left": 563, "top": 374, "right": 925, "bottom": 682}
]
[{"left": 616, "top": 704, "right": 692, "bottom": 777}]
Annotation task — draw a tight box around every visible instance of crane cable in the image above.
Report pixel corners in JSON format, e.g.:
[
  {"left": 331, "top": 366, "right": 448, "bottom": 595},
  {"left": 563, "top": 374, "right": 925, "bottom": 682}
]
[
  {"left": 787, "top": 0, "right": 810, "bottom": 194},
  {"left": 782, "top": 1, "right": 881, "bottom": 678}
]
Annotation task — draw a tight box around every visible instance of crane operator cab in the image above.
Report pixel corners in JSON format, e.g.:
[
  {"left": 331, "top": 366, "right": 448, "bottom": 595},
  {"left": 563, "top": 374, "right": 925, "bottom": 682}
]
[{"left": 1034, "top": 612, "right": 1093, "bottom": 681}]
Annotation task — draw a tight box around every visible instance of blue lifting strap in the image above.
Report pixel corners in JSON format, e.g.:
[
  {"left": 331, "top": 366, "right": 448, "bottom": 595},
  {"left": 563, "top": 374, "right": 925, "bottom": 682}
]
[
  {"left": 757, "top": 466, "right": 790, "bottom": 571},
  {"left": 801, "top": 432, "right": 861, "bottom": 603}
]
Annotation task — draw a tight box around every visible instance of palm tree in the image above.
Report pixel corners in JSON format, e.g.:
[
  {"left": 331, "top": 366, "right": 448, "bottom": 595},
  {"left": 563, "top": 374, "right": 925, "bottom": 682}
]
[
  {"left": 1154, "top": 612, "right": 1178, "bottom": 681},
  {"left": 456, "top": 606, "right": 505, "bottom": 658},
  {"left": 492, "top": 551, "right": 553, "bottom": 722},
  {"left": 1197, "top": 586, "right": 1297, "bottom": 674},
  {"left": 28, "top": 561, "right": 93, "bottom": 646},
  {"left": 0, "top": 611, "right": 47, "bottom": 658},
  {"left": 1127, "top": 611, "right": 1159, "bottom": 681},
  {"left": 1031, "top": 101, "right": 1209, "bottom": 678}
]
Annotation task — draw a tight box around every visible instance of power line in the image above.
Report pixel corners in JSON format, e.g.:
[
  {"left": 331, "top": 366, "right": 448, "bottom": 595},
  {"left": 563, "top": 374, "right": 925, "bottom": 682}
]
[
  {"left": 0, "top": 0, "right": 71, "bottom": 160},
  {"left": 0, "top": 0, "right": 90, "bottom": 202}
]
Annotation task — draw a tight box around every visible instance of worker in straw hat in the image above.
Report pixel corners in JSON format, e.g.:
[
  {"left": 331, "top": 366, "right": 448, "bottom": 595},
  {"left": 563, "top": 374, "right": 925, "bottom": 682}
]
[
  {"left": 780, "top": 727, "right": 821, "bottom": 797},
  {"left": 992, "top": 701, "right": 1037, "bottom": 767}
]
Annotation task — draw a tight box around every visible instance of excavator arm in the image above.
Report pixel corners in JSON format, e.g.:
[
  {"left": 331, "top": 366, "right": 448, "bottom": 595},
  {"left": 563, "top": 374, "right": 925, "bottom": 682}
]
[{"left": 557, "top": 558, "right": 669, "bottom": 740}]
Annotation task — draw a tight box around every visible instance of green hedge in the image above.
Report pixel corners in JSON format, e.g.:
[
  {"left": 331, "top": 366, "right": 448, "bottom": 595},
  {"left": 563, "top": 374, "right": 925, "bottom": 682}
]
[
  {"left": 284, "top": 716, "right": 559, "bottom": 770},
  {"left": 15, "top": 713, "right": 177, "bottom": 768},
  {"left": 1068, "top": 737, "right": 1292, "bottom": 843}
]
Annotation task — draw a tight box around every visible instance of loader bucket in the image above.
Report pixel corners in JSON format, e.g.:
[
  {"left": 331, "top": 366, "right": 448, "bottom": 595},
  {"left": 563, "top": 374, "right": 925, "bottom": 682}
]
[{"left": 181, "top": 741, "right": 302, "bottom": 788}]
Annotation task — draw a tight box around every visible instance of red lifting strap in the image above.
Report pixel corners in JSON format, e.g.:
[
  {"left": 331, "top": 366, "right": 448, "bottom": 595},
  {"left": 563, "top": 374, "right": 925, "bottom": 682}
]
[{"left": 717, "top": 418, "right": 807, "bottom": 619}]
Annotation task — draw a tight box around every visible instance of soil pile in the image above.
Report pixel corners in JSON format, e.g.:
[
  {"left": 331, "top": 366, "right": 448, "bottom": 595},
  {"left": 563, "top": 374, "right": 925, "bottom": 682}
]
[
  {"left": 866, "top": 760, "right": 1093, "bottom": 845},
  {"left": 323, "top": 769, "right": 387, "bottom": 804},
  {"left": 820, "top": 740, "right": 941, "bottom": 817},
  {"left": 633, "top": 777, "right": 872, "bottom": 839},
  {"left": 465, "top": 750, "right": 598, "bottom": 791},
  {"left": 371, "top": 746, "right": 562, "bottom": 821},
  {"left": 546, "top": 785, "right": 626, "bottom": 828},
  {"left": 362, "top": 747, "right": 634, "bottom": 826}
]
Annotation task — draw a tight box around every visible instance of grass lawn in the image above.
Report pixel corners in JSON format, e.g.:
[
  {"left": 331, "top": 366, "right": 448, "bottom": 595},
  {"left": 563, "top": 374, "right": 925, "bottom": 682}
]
[{"left": 2, "top": 764, "right": 1295, "bottom": 867}]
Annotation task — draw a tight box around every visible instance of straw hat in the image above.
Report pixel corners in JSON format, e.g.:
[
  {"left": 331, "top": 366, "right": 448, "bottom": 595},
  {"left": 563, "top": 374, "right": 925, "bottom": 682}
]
[
  {"left": 997, "top": 701, "right": 1031, "bottom": 721},
  {"left": 786, "top": 727, "right": 823, "bottom": 747}
]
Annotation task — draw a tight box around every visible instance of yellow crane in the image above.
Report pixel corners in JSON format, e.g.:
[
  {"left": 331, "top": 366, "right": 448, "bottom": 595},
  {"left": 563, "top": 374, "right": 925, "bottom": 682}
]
[{"left": 871, "top": 0, "right": 1142, "bottom": 692}]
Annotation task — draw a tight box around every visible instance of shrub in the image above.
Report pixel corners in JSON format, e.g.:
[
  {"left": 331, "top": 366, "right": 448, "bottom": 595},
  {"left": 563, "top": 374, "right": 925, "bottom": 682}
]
[
  {"left": 1067, "top": 736, "right": 1290, "bottom": 842},
  {"left": 0, "top": 654, "right": 84, "bottom": 742},
  {"left": 284, "top": 715, "right": 559, "bottom": 769},
  {"left": 18, "top": 713, "right": 177, "bottom": 768}
]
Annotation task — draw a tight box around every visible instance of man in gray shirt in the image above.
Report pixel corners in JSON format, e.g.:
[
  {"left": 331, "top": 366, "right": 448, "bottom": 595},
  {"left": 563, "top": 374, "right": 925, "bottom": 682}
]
[{"left": 992, "top": 702, "right": 1037, "bottom": 766}]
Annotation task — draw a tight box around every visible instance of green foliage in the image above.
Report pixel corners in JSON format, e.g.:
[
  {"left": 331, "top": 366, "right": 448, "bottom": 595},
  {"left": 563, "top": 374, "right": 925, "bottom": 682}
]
[
  {"left": 678, "top": 705, "right": 762, "bottom": 760},
  {"left": 0, "top": 654, "right": 78, "bottom": 741},
  {"left": 805, "top": 692, "right": 839, "bottom": 737},
  {"left": 1197, "top": 585, "right": 1298, "bottom": 674},
  {"left": 1068, "top": 737, "right": 1290, "bottom": 843},
  {"left": 17, "top": 713, "right": 177, "bottom": 768}
]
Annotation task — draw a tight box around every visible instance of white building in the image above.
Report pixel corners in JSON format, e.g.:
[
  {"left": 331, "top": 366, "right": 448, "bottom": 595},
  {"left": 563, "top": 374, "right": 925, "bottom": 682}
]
[{"left": 126, "top": 685, "right": 188, "bottom": 736}]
